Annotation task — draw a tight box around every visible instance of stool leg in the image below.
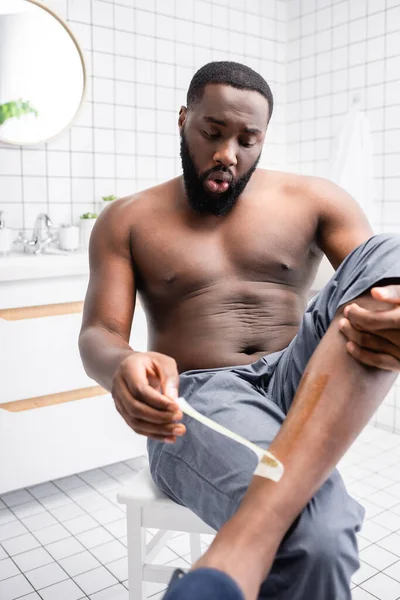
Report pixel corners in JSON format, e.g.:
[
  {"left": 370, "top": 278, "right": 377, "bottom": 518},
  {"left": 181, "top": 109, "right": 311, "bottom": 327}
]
[
  {"left": 189, "top": 533, "right": 202, "bottom": 563},
  {"left": 127, "top": 506, "right": 146, "bottom": 600}
]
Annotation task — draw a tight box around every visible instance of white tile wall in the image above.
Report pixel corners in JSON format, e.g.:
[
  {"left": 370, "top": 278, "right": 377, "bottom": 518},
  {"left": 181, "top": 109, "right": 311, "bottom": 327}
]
[
  {"left": 0, "top": 0, "right": 286, "bottom": 231},
  {"left": 0, "top": 0, "right": 398, "bottom": 434},
  {"left": 286, "top": 0, "right": 400, "bottom": 433}
]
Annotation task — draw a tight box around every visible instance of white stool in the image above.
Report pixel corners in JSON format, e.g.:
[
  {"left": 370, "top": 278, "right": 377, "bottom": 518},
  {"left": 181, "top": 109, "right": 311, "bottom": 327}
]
[{"left": 117, "top": 465, "right": 216, "bottom": 600}]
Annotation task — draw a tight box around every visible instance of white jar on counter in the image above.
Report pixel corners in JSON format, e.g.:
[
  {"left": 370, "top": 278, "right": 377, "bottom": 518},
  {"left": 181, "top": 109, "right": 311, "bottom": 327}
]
[
  {"left": 0, "top": 211, "right": 13, "bottom": 255},
  {"left": 59, "top": 224, "right": 80, "bottom": 251},
  {"left": 79, "top": 215, "right": 97, "bottom": 251}
]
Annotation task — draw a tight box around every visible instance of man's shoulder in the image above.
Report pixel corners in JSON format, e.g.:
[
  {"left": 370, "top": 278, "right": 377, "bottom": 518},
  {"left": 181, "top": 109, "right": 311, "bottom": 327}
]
[
  {"left": 255, "top": 168, "right": 334, "bottom": 200},
  {"left": 105, "top": 178, "right": 179, "bottom": 219}
]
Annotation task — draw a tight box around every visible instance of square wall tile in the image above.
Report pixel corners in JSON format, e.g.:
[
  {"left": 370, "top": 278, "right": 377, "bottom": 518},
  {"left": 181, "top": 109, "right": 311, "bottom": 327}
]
[
  {"left": 93, "top": 26, "right": 113, "bottom": 54},
  {"left": 92, "top": 0, "right": 113, "bottom": 27},
  {"left": 68, "top": 0, "right": 91, "bottom": 24},
  {"left": 93, "top": 53, "right": 114, "bottom": 79},
  {"left": 93, "top": 78, "right": 114, "bottom": 105},
  {"left": 72, "top": 153, "right": 94, "bottom": 178},
  {"left": 22, "top": 150, "right": 46, "bottom": 176},
  {"left": 48, "top": 177, "right": 71, "bottom": 204},
  {"left": 94, "top": 103, "right": 115, "bottom": 129},
  {"left": 47, "top": 152, "right": 70, "bottom": 177},
  {"left": 0, "top": 176, "right": 22, "bottom": 203},
  {"left": 115, "top": 31, "right": 134, "bottom": 58},
  {"left": 115, "top": 5, "right": 134, "bottom": 31},
  {"left": 0, "top": 149, "right": 21, "bottom": 175}
]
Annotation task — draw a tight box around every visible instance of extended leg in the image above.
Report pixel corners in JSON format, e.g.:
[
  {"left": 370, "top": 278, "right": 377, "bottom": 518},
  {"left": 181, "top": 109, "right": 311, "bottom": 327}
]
[{"left": 189, "top": 289, "right": 398, "bottom": 600}]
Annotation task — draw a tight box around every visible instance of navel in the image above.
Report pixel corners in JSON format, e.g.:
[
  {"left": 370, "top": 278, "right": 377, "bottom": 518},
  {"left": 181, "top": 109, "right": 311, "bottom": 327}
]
[{"left": 242, "top": 344, "right": 260, "bottom": 355}]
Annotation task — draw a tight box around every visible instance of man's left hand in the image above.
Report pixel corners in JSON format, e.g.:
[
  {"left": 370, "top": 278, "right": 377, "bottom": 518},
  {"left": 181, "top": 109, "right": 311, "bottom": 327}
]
[{"left": 339, "top": 285, "right": 400, "bottom": 371}]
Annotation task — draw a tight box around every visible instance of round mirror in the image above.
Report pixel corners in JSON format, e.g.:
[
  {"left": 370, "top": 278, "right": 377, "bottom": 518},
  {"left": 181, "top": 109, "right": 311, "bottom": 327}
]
[{"left": 0, "top": 0, "right": 86, "bottom": 146}]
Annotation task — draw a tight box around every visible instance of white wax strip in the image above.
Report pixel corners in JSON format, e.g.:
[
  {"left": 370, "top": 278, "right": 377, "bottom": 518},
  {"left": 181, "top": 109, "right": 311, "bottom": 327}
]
[{"left": 176, "top": 397, "right": 284, "bottom": 483}]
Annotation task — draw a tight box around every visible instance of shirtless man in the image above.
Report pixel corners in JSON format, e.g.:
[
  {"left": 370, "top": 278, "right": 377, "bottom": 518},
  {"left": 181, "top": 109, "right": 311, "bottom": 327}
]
[{"left": 79, "top": 62, "right": 400, "bottom": 600}]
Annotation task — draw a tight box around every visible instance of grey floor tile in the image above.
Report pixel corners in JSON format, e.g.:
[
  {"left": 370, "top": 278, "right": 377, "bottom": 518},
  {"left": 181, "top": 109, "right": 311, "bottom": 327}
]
[
  {"left": 1, "top": 490, "right": 33, "bottom": 508},
  {"left": 76, "top": 527, "right": 114, "bottom": 550},
  {"left": 1, "top": 533, "right": 41, "bottom": 557},
  {"left": 12, "top": 547, "right": 54, "bottom": 573},
  {"left": 0, "top": 557, "right": 21, "bottom": 581},
  {"left": 0, "top": 573, "right": 34, "bottom": 600},
  {"left": 59, "top": 550, "right": 101, "bottom": 578},
  {"left": 45, "top": 536, "right": 86, "bottom": 561},
  {"left": 34, "top": 524, "right": 71, "bottom": 546},
  {"left": 90, "top": 582, "right": 129, "bottom": 599},
  {"left": 24, "top": 561, "right": 69, "bottom": 590},
  {"left": 73, "top": 565, "right": 118, "bottom": 595},
  {"left": 39, "top": 577, "right": 87, "bottom": 600},
  {"left": 0, "top": 509, "right": 17, "bottom": 527},
  {"left": 0, "top": 521, "right": 29, "bottom": 542}
]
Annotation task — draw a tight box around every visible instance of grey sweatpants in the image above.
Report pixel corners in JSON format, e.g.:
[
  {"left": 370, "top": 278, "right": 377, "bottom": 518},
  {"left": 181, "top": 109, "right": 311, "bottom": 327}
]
[{"left": 148, "top": 233, "right": 400, "bottom": 600}]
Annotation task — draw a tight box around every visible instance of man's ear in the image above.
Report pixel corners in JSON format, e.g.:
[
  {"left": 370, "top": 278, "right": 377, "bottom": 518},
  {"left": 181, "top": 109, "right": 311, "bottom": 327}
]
[{"left": 178, "top": 106, "right": 187, "bottom": 133}]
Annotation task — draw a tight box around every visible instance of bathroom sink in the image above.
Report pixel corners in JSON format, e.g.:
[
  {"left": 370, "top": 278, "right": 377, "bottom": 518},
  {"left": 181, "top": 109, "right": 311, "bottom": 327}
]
[{"left": 0, "top": 250, "right": 89, "bottom": 282}]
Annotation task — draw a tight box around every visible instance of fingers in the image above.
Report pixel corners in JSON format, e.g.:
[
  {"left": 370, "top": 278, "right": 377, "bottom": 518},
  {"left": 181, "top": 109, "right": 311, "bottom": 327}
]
[
  {"left": 112, "top": 377, "right": 186, "bottom": 442},
  {"left": 371, "top": 285, "right": 400, "bottom": 303},
  {"left": 129, "top": 418, "right": 186, "bottom": 439},
  {"left": 121, "top": 352, "right": 178, "bottom": 412},
  {"left": 343, "top": 303, "right": 400, "bottom": 331},
  {"left": 339, "top": 319, "right": 400, "bottom": 357},
  {"left": 115, "top": 377, "right": 183, "bottom": 424},
  {"left": 114, "top": 403, "right": 178, "bottom": 443},
  {"left": 345, "top": 341, "right": 400, "bottom": 371},
  {"left": 152, "top": 355, "right": 180, "bottom": 401},
  {"left": 112, "top": 352, "right": 183, "bottom": 443}
]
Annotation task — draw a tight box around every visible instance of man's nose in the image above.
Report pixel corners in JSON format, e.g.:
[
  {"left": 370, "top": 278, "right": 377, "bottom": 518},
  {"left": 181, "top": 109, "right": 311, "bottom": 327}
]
[{"left": 213, "top": 142, "right": 237, "bottom": 168}]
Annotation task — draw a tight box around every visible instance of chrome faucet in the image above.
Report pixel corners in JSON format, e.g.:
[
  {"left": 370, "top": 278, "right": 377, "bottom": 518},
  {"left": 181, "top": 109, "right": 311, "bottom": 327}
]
[{"left": 16, "top": 213, "right": 57, "bottom": 254}]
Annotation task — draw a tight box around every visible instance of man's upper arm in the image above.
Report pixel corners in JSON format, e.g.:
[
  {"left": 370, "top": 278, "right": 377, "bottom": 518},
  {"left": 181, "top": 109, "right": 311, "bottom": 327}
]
[
  {"left": 81, "top": 198, "right": 136, "bottom": 342},
  {"left": 312, "top": 177, "right": 374, "bottom": 270}
]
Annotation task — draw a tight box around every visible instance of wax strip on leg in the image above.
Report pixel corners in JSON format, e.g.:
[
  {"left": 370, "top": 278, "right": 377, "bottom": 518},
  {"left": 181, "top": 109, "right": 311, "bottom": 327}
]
[
  {"left": 163, "top": 568, "right": 245, "bottom": 600},
  {"left": 176, "top": 397, "right": 284, "bottom": 482}
]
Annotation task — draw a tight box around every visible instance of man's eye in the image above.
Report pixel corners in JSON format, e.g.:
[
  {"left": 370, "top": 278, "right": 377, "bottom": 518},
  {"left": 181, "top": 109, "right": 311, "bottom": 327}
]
[
  {"left": 202, "top": 130, "right": 220, "bottom": 139},
  {"left": 240, "top": 140, "right": 255, "bottom": 148}
]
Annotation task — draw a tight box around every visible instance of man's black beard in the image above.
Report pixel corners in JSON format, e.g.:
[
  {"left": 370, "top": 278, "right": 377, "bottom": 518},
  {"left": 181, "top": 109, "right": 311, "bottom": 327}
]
[{"left": 180, "top": 132, "right": 260, "bottom": 216}]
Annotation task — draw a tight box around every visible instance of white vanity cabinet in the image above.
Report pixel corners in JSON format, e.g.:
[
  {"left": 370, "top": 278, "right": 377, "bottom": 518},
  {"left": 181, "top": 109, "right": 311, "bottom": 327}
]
[{"left": 0, "top": 253, "right": 147, "bottom": 494}]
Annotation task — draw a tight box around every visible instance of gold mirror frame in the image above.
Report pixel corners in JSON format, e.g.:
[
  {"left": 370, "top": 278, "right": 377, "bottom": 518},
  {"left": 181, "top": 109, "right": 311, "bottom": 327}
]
[{"left": 0, "top": 0, "right": 87, "bottom": 147}]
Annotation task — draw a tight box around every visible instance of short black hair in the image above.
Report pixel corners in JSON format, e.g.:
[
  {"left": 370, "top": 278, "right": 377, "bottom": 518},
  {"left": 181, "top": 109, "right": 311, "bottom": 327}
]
[{"left": 186, "top": 61, "right": 274, "bottom": 121}]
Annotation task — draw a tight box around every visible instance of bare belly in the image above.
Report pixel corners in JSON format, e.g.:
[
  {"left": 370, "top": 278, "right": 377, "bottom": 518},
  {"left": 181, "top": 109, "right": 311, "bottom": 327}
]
[{"left": 144, "top": 281, "right": 307, "bottom": 373}]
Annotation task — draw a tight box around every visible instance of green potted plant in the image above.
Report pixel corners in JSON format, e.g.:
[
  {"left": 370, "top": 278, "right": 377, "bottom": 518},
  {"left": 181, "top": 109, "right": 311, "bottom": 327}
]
[
  {"left": 99, "top": 194, "right": 117, "bottom": 213},
  {"left": 79, "top": 212, "right": 98, "bottom": 250},
  {"left": 0, "top": 99, "right": 38, "bottom": 126}
]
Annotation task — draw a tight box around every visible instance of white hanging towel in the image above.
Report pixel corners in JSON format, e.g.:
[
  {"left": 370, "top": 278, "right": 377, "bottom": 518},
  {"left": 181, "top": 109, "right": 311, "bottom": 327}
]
[{"left": 329, "top": 104, "right": 377, "bottom": 228}]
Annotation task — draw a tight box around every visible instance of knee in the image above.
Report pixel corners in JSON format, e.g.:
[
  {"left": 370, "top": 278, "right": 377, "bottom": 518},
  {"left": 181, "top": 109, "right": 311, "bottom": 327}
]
[
  {"left": 352, "top": 233, "right": 400, "bottom": 273},
  {"left": 358, "top": 232, "right": 400, "bottom": 254},
  {"left": 292, "top": 512, "right": 359, "bottom": 573},
  {"left": 304, "top": 520, "right": 340, "bottom": 568},
  {"left": 326, "top": 232, "right": 400, "bottom": 323}
]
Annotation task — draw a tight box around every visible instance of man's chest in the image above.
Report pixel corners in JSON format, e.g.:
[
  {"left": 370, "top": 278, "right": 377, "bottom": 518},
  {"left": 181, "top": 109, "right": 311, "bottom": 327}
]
[{"left": 132, "top": 202, "right": 322, "bottom": 298}]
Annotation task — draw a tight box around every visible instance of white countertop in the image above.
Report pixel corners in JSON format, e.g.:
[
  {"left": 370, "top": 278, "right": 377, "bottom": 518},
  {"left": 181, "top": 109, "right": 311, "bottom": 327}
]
[{"left": 0, "top": 251, "right": 90, "bottom": 282}]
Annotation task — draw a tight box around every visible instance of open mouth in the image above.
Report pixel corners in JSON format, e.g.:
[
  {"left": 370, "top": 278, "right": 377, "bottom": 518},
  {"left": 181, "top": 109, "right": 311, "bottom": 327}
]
[{"left": 204, "top": 171, "right": 232, "bottom": 194}]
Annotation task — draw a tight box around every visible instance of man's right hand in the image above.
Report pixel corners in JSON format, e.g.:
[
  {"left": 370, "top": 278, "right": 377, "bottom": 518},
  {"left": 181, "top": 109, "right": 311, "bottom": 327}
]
[{"left": 111, "top": 351, "right": 186, "bottom": 444}]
